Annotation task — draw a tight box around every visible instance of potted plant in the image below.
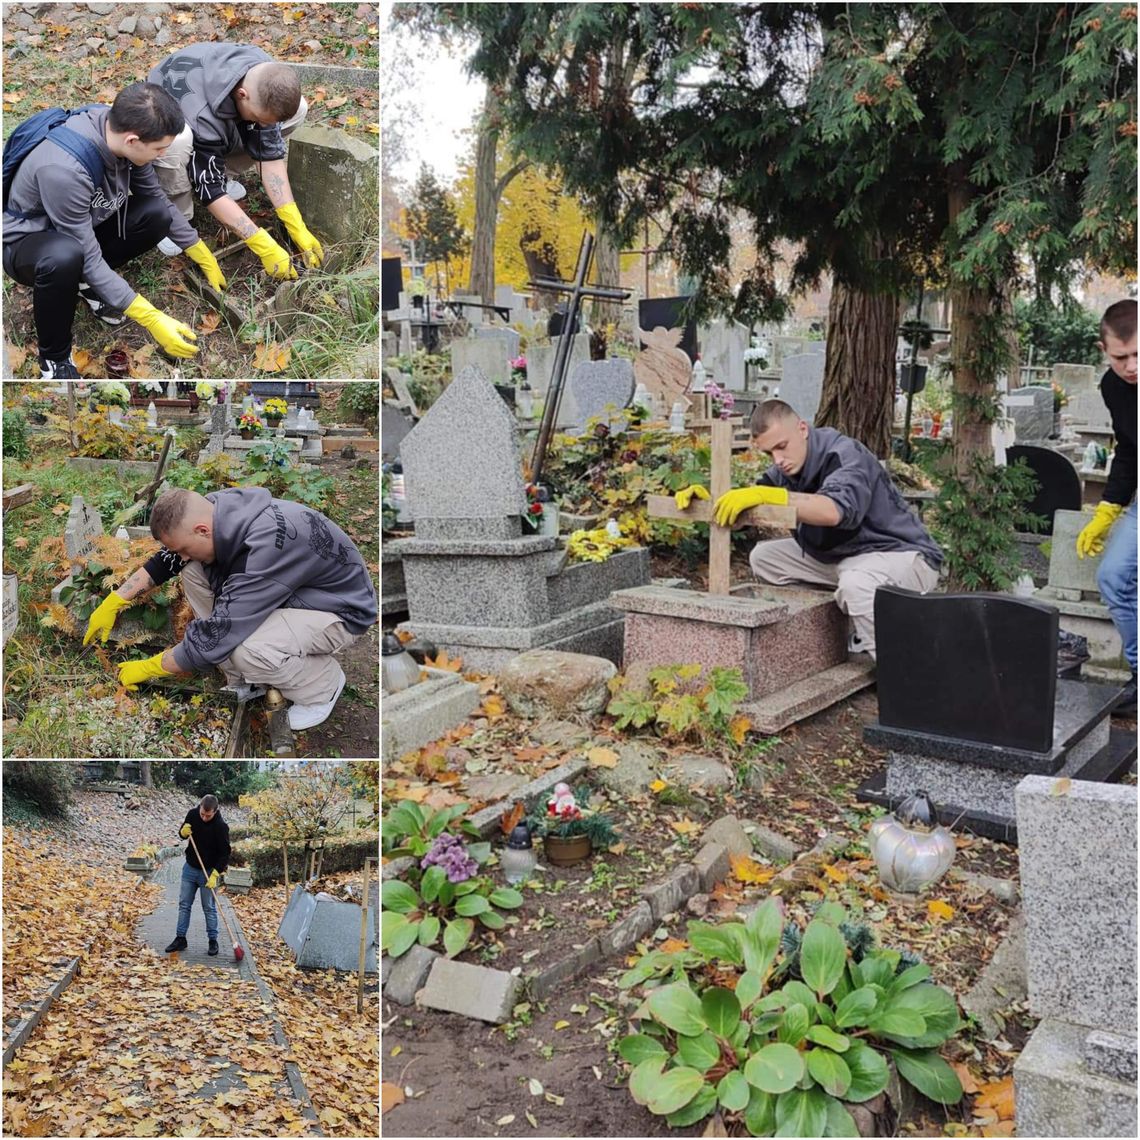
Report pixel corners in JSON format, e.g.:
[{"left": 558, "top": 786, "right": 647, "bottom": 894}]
[
  {"left": 263, "top": 397, "right": 288, "bottom": 428},
  {"left": 238, "top": 412, "right": 264, "bottom": 440},
  {"left": 528, "top": 783, "right": 620, "bottom": 866},
  {"left": 94, "top": 380, "right": 131, "bottom": 424}
]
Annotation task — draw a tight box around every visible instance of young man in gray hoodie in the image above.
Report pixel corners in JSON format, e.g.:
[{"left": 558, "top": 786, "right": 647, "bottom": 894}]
[
  {"left": 148, "top": 44, "right": 322, "bottom": 282},
  {"left": 82, "top": 487, "right": 378, "bottom": 732},
  {"left": 711, "top": 399, "right": 943, "bottom": 660},
  {"left": 2, "top": 83, "right": 226, "bottom": 377}
]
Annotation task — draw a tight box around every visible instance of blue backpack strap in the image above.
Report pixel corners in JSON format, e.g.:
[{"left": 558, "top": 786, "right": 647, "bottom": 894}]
[
  {"left": 3, "top": 104, "right": 107, "bottom": 218},
  {"left": 47, "top": 127, "right": 105, "bottom": 194}
]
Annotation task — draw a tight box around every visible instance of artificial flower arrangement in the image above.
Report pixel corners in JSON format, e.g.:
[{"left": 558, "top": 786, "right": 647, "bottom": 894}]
[
  {"left": 1052, "top": 381, "right": 1069, "bottom": 412},
  {"left": 510, "top": 355, "right": 527, "bottom": 382},
  {"left": 566, "top": 525, "right": 636, "bottom": 564},
  {"left": 238, "top": 412, "right": 265, "bottom": 435},
  {"left": 263, "top": 397, "right": 289, "bottom": 419},
  {"left": 95, "top": 380, "right": 131, "bottom": 408},
  {"left": 522, "top": 482, "right": 549, "bottom": 531},
  {"left": 703, "top": 380, "right": 736, "bottom": 420},
  {"left": 525, "top": 783, "right": 621, "bottom": 845},
  {"left": 137, "top": 381, "right": 165, "bottom": 395},
  {"left": 195, "top": 381, "right": 231, "bottom": 405}
]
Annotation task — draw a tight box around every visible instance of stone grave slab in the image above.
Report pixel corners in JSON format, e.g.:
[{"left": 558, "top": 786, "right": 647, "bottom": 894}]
[
  {"left": 286, "top": 125, "right": 378, "bottom": 244},
  {"left": 1067, "top": 387, "right": 1114, "bottom": 434},
  {"left": 382, "top": 667, "right": 481, "bottom": 761},
  {"left": 780, "top": 353, "right": 826, "bottom": 424},
  {"left": 449, "top": 336, "right": 512, "bottom": 387},
  {"left": 563, "top": 357, "right": 635, "bottom": 433},
  {"left": 1004, "top": 385, "right": 1054, "bottom": 441},
  {"left": 857, "top": 587, "right": 1136, "bottom": 841},
  {"left": 277, "top": 883, "right": 378, "bottom": 972},
  {"left": 1050, "top": 362, "right": 1099, "bottom": 399}
]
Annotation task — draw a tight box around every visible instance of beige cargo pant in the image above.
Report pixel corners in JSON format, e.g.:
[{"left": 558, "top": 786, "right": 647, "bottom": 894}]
[
  {"left": 181, "top": 560, "right": 359, "bottom": 705},
  {"left": 749, "top": 538, "right": 940, "bottom": 659},
  {"left": 151, "top": 98, "right": 309, "bottom": 221}
]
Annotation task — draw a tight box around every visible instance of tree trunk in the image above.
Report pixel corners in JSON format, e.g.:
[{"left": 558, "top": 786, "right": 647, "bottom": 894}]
[
  {"left": 592, "top": 214, "right": 622, "bottom": 332},
  {"left": 816, "top": 281, "right": 899, "bottom": 459},
  {"left": 140, "top": 761, "right": 152, "bottom": 788},
  {"left": 469, "top": 87, "right": 502, "bottom": 307}
]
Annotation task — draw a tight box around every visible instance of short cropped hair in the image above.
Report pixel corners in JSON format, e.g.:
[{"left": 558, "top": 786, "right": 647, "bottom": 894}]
[
  {"left": 1100, "top": 299, "right": 1137, "bottom": 344},
  {"left": 200, "top": 794, "right": 219, "bottom": 812},
  {"left": 749, "top": 398, "right": 801, "bottom": 436},
  {"left": 251, "top": 63, "right": 301, "bottom": 120},
  {"left": 109, "top": 83, "right": 184, "bottom": 142},
  {"left": 150, "top": 488, "right": 195, "bottom": 542}
]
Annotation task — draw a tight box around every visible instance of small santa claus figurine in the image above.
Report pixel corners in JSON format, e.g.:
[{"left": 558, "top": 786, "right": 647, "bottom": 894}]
[{"left": 546, "top": 782, "right": 580, "bottom": 819}]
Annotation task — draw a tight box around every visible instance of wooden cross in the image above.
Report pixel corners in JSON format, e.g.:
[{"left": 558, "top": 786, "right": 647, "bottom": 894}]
[
  {"left": 646, "top": 419, "right": 796, "bottom": 595},
  {"left": 620, "top": 217, "right": 671, "bottom": 299}
]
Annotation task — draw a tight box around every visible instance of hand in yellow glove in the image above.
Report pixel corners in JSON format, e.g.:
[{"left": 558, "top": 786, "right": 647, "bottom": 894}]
[
  {"left": 274, "top": 202, "right": 324, "bottom": 268},
  {"left": 83, "top": 590, "right": 131, "bottom": 646},
  {"left": 124, "top": 296, "right": 198, "bottom": 358},
  {"left": 245, "top": 228, "right": 298, "bottom": 280},
  {"left": 180, "top": 823, "right": 192, "bottom": 839},
  {"left": 205, "top": 870, "right": 220, "bottom": 890},
  {"left": 183, "top": 239, "right": 227, "bottom": 292},
  {"left": 674, "top": 484, "right": 711, "bottom": 510},
  {"left": 1076, "top": 501, "right": 1124, "bottom": 559},
  {"left": 714, "top": 485, "right": 790, "bottom": 527},
  {"left": 118, "top": 651, "right": 175, "bottom": 692}
]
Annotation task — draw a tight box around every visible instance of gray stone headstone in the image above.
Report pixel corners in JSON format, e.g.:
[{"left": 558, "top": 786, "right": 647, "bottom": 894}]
[
  {"left": 276, "top": 884, "right": 378, "bottom": 972},
  {"left": 700, "top": 319, "right": 751, "bottom": 391},
  {"left": 382, "top": 403, "right": 415, "bottom": 462},
  {"left": 1050, "top": 363, "right": 1099, "bottom": 400},
  {"left": 399, "top": 364, "right": 526, "bottom": 540},
  {"left": 563, "top": 358, "right": 635, "bottom": 433},
  {"left": 527, "top": 334, "right": 591, "bottom": 396},
  {"left": 384, "top": 367, "right": 419, "bottom": 416},
  {"left": 65, "top": 495, "right": 103, "bottom": 567},
  {"left": 450, "top": 336, "right": 512, "bottom": 386},
  {"left": 1067, "top": 388, "right": 1113, "bottom": 433},
  {"left": 1004, "top": 385, "right": 1054, "bottom": 442},
  {"left": 474, "top": 325, "right": 521, "bottom": 361},
  {"left": 494, "top": 284, "right": 533, "bottom": 327},
  {"left": 1016, "top": 775, "right": 1136, "bottom": 1032},
  {"left": 780, "top": 353, "right": 826, "bottom": 424},
  {"left": 1045, "top": 510, "right": 1104, "bottom": 597},
  {"left": 285, "top": 124, "right": 379, "bottom": 245}
]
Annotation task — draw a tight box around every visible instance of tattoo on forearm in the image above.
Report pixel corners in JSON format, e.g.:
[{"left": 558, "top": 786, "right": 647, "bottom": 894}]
[
  {"left": 118, "top": 567, "right": 155, "bottom": 601},
  {"left": 264, "top": 171, "right": 290, "bottom": 204},
  {"left": 233, "top": 215, "right": 259, "bottom": 239}
]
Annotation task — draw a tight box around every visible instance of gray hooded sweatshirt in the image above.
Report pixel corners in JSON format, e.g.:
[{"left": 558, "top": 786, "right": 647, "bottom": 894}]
[
  {"left": 2, "top": 105, "right": 199, "bottom": 312},
  {"left": 759, "top": 426, "right": 943, "bottom": 569},
  {"left": 140, "top": 488, "right": 378, "bottom": 673},
  {"left": 147, "top": 44, "right": 288, "bottom": 205}
]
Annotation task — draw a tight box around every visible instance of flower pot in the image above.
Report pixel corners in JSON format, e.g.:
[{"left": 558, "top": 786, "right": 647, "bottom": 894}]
[
  {"left": 266, "top": 417, "right": 282, "bottom": 428},
  {"left": 240, "top": 429, "right": 254, "bottom": 440},
  {"left": 543, "top": 833, "right": 592, "bottom": 866}
]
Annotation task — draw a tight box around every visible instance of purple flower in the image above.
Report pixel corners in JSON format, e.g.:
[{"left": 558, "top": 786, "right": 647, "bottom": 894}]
[{"left": 421, "top": 834, "right": 478, "bottom": 883}]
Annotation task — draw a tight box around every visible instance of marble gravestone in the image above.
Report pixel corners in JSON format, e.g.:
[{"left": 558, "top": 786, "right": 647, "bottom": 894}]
[
  {"left": 857, "top": 587, "right": 1136, "bottom": 842},
  {"left": 382, "top": 403, "right": 416, "bottom": 463},
  {"left": 528, "top": 334, "right": 591, "bottom": 398},
  {"left": 562, "top": 358, "right": 635, "bottom": 434},
  {"left": 1050, "top": 362, "right": 1100, "bottom": 400},
  {"left": 699, "top": 319, "right": 751, "bottom": 391},
  {"left": 390, "top": 364, "right": 650, "bottom": 671},
  {"left": 1004, "top": 385, "right": 1054, "bottom": 442},
  {"left": 634, "top": 324, "right": 691, "bottom": 408},
  {"left": 65, "top": 494, "right": 104, "bottom": 569},
  {"left": 474, "top": 325, "right": 521, "bottom": 361},
  {"left": 1067, "top": 388, "right": 1114, "bottom": 434},
  {"left": 780, "top": 353, "right": 826, "bottom": 424},
  {"left": 450, "top": 336, "right": 512, "bottom": 386}
]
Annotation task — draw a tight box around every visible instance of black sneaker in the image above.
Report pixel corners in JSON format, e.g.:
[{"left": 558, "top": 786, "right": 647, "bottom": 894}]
[
  {"left": 165, "top": 935, "right": 188, "bottom": 953},
  {"left": 78, "top": 283, "right": 126, "bottom": 326},
  {"left": 1112, "top": 673, "right": 1137, "bottom": 717},
  {"left": 207, "top": 938, "right": 219, "bottom": 956},
  {"left": 38, "top": 355, "right": 81, "bottom": 379}
]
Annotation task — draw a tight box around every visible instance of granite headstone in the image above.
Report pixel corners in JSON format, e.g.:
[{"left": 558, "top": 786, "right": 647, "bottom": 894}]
[
  {"left": 450, "top": 336, "right": 512, "bottom": 386},
  {"left": 1007, "top": 445, "right": 1083, "bottom": 533},
  {"left": 65, "top": 495, "right": 104, "bottom": 568},
  {"left": 563, "top": 358, "right": 635, "bottom": 433},
  {"left": 1005, "top": 385, "right": 1054, "bottom": 441},
  {"left": 780, "top": 353, "right": 826, "bottom": 424},
  {"left": 700, "top": 319, "right": 751, "bottom": 390}
]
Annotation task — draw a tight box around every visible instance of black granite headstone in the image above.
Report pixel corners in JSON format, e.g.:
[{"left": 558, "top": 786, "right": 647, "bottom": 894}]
[
  {"left": 382, "top": 257, "right": 403, "bottom": 311},
  {"left": 640, "top": 296, "right": 697, "bottom": 362},
  {"left": 874, "top": 586, "right": 1058, "bottom": 753},
  {"left": 1007, "top": 445, "right": 1082, "bottom": 533}
]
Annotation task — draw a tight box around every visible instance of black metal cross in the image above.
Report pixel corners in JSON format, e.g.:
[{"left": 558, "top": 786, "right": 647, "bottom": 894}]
[{"left": 527, "top": 231, "right": 631, "bottom": 485}]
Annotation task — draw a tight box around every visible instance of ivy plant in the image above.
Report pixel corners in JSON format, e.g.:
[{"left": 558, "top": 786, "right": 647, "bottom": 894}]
[{"left": 616, "top": 899, "right": 963, "bottom": 1136}]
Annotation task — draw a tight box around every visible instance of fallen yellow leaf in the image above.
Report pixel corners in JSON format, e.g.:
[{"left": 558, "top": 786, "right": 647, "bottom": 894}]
[
  {"left": 975, "top": 1075, "right": 1015, "bottom": 1120},
  {"left": 480, "top": 694, "right": 507, "bottom": 719},
  {"left": 821, "top": 863, "right": 848, "bottom": 884},
  {"left": 1050, "top": 777, "right": 1072, "bottom": 796},
  {"left": 649, "top": 778, "right": 669, "bottom": 793},
  {"left": 553, "top": 1020, "right": 570, "bottom": 1030},
  {"left": 252, "top": 341, "right": 291, "bottom": 373},
  {"left": 927, "top": 899, "right": 954, "bottom": 921},
  {"left": 728, "top": 713, "right": 752, "bottom": 745},
  {"left": 730, "top": 852, "right": 776, "bottom": 884},
  {"left": 587, "top": 746, "right": 619, "bottom": 768},
  {"left": 670, "top": 818, "right": 702, "bottom": 838},
  {"left": 381, "top": 1083, "right": 405, "bottom": 1113}
]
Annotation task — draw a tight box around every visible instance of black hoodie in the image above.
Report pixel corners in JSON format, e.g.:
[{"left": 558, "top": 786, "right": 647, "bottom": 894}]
[
  {"left": 1099, "top": 367, "right": 1137, "bottom": 507},
  {"left": 181, "top": 807, "right": 230, "bottom": 876}
]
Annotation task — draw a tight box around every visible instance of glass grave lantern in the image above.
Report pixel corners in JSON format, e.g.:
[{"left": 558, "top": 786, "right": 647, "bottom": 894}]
[
  {"left": 382, "top": 633, "right": 421, "bottom": 693},
  {"left": 501, "top": 824, "right": 537, "bottom": 884},
  {"left": 868, "top": 791, "right": 956, "bottom": 893}
]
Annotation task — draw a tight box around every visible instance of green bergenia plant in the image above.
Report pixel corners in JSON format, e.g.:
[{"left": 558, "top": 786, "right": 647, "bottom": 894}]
[
  {"left": 381, "top": 800, "right": 523, "bottom": 959},
  {"left": 607, "top": 663, "right": 749, "bottom": 744},
  {"left": 617, "top": 898, "right": 963, "bottom": 1136}
]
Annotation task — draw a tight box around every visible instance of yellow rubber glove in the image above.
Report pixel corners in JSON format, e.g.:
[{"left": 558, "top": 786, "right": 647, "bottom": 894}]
[
  {"left": 274, "top": 202, "right": 324, "bottom": 268},
  {"left": 205, "top": 870, "right": 220, "bottom": 889},
  {"left": 183, "top": 239, "right": 227, "bottom": 292},
  {"left": 245, "top": 228, "right": 298, "bottom": 280},
  {"left": 674, "top": 484, "right": 711, "bottom": 510},
  {"left": 1076, "top": 501, "right": 1124, "bottom": 559},
  {"left": 180, "top": 823, "right": 192, "bottom": 839},
  {"left": 124, "top": 296, "right": 198, "bottom": 359},
  {"left": 83, "top": 590, "right": 131, "bottom": 646},
  {"left": 714, "top": 485, "right": 790, "bottom": 527},
  {"left": 118, "top": 651, "right": 175, "bottom": 692}
]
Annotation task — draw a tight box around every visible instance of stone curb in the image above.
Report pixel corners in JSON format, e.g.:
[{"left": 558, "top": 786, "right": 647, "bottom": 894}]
[{"left": 468, "top": 757, "right": 589, "bottom": 837}]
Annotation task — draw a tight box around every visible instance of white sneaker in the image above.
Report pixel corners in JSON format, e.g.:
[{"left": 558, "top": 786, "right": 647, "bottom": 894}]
[
  {"left": 847, "top": 632, "right": 874, "bottom": 658},
  {"left": 157, "top": 237, "right": 181, "bottom": 256},
  {"left": 226, "top": 179, "right": 247, "bottom": 202},
  {"left": 287, "top": 664, "right": 346, "bottom": 731}
]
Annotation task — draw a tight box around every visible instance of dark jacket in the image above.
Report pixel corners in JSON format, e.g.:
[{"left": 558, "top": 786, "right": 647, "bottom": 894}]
[
  {"left": 1100, "top": 367, "right": 1137, "bottom": 507},
  {"left": 2, "top": 105, "right": 199, "bottom": 311},
  {"left": 147, "top": 44, "right": 287, "bottom": 205},
  {"left": 759, "top": 426, "right": 944, "bottom": 569},
  {"left": 181, "top": 807, "right": 230, "bottom": 876},
  {"left": 142, "top": 487, "right": 378, "bottom": 673}
]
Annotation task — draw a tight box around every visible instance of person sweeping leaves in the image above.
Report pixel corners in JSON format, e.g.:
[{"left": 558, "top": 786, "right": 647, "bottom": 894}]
[{"left": 165, "top": 794, "right": 230, "bottom": 956}]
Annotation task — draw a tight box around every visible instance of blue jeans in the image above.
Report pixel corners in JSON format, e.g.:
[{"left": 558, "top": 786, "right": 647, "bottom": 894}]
[
  {"left": 176, "top": 863, "right": 218, "bottom": 941},
  {"left": 1097, "top": 500, "right": 1138, "bottom": 672}
]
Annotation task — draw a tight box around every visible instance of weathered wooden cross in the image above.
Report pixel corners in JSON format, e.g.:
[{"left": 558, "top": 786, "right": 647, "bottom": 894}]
[{"left": 646, "top": 419, "right": 796, "bottom": 595}]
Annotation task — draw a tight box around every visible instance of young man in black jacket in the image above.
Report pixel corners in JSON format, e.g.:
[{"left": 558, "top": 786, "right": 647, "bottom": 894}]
[
  {"left": 1076, "top": 299, "right": 1137, "bottom": 715},
  {"left": 165, "top": 794, "right": 231, "bottom": 956}
]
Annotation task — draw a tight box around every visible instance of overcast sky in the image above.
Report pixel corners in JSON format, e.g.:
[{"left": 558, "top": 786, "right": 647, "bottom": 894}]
[{"left": 381, "top": 0, "right": 485, "bottom": 185}]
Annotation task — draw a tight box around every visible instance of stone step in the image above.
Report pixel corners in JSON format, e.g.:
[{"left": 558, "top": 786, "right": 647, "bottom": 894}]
[{"left": 742, "top": 658, "right": 877, "bottom": 734}]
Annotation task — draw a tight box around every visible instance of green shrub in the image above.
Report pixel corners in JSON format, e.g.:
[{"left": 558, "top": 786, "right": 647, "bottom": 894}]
[
  {"left": 3, "top": 411, "right": 30, "bottom": 460},
  {"left": 164, "top": 761, "right": 274, "bottom": 802},
  {"left": 231, "top": 831, "right": 379, "bottom": 884},
  {"left": 337, "top": 382, "right": 380, "bottom": 427},
  {"left": 2, "top": 761, "right": 77, "bottom": 819},
  {"left": 616, "top": 898, "right": 963, "bottom": 1134},
  {"left": 607, "top": 664, "right": 749, "bottom": 745}
]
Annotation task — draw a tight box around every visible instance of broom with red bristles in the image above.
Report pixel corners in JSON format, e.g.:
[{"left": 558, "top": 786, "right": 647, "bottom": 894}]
[{"left": 186, "top": 829, "right": 245, "bottom": 962}]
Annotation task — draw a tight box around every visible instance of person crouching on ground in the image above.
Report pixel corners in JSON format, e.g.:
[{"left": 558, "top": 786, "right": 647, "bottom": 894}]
[
  {"left": 82, "top": 487, "right": 378, "bottom": 731},
  {"left": 711, "top": 399, "right": 943, "bottom": 660},
  {"left": 165, "top": 794, "right": 230, "bottom": 956}
]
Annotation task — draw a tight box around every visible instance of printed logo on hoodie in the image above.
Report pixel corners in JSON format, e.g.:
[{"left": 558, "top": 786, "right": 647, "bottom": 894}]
[{"left": 92, "top": 188, "right": 127, "bottom": 212}]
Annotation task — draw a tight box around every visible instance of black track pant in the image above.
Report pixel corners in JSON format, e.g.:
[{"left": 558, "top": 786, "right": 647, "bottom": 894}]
[{"left": 2, "top": 196, "right": 171, "bottom": 360}]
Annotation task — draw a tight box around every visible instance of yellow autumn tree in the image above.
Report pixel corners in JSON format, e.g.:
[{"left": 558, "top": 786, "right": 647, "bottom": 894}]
[{"left": 238, "top": 762, "right": 351, "bottom": 841}]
